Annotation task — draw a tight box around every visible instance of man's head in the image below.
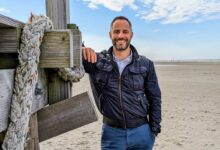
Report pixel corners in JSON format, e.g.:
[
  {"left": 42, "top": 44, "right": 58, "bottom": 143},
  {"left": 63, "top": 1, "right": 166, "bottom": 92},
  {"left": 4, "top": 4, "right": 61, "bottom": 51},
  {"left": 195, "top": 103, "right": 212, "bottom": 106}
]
[{"left": 109, "top": 16, "right": 133, "bottom": 52}]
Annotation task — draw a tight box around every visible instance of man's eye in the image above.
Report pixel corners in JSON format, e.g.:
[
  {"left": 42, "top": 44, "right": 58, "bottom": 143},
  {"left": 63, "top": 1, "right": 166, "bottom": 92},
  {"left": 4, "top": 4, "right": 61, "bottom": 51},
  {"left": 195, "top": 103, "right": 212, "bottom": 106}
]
[
  {"left": 114, "top": 30, "right": 120, "bottom": 34},
  {"left": 123, "top": 30, "right": 129, "bottom": 34}
]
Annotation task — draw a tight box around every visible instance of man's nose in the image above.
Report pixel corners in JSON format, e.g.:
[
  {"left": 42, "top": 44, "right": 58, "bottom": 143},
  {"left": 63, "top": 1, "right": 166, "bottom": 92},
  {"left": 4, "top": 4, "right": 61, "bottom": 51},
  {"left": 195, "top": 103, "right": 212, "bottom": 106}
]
[{"left": 118, "top": 31, "right": 124, "bottom": 38}]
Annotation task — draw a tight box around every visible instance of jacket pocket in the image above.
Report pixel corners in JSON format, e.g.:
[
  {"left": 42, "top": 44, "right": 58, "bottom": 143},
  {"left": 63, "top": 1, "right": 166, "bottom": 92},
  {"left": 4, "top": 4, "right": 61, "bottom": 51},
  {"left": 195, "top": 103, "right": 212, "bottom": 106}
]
[
  {"left": 138, "top": 94, "right": 149, "bottom": 114},
  {"left": 94, "top": 71, "right": 108, "bottom": 89},
  {"left": 128, "top": 66, "right": 147, "bottom": 91}
]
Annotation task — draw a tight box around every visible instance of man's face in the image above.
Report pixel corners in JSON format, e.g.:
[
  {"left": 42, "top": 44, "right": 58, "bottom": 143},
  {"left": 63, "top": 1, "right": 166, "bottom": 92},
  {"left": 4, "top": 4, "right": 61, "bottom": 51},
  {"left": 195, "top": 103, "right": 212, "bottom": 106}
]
[{"left": 109, "top": 19, "right": 133, "bottom": 52}]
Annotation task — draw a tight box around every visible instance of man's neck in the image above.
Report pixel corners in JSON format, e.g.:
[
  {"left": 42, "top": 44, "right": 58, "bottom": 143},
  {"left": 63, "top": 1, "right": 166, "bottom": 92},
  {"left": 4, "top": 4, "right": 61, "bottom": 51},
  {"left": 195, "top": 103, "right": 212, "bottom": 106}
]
[{"left": 113, "top": 47, "right": 131, "bottom": 60}]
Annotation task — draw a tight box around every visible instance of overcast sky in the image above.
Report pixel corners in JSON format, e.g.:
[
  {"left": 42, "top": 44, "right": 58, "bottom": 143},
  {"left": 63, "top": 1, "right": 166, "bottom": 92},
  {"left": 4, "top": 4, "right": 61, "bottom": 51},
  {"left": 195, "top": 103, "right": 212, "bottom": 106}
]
[{"left": 0, "top": 0, "right": 220, "bottom": 60}]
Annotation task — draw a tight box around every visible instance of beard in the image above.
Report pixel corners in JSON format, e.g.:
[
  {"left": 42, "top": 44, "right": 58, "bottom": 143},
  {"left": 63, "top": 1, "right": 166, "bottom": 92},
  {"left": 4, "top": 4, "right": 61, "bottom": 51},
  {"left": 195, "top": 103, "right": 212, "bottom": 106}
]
[{"left": 112, "top": 38, "right": 131, "bottom": 51}]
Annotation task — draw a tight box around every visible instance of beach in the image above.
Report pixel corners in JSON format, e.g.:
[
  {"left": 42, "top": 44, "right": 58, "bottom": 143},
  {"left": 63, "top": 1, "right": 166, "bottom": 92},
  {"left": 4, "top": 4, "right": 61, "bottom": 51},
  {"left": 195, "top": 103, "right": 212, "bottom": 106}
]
[{"left": 40, "top": 62, "right": 220, "bottom": 150}]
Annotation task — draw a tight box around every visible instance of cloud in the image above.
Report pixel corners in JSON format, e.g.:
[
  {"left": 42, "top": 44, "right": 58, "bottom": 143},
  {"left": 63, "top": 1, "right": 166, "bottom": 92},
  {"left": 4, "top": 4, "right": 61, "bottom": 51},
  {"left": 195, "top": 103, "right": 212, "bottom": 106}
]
[
  {"left": 137, "top": 0, "right": 220, "bottom": 24},
  {"left": 82, "top": 0, "right": 138, "bottom": 11},
  {"left": 81, "top": 0, "right": 220, "bottom": 24},
  {"left": 0, "top": 8, "right": 10, "bottom": 13}
]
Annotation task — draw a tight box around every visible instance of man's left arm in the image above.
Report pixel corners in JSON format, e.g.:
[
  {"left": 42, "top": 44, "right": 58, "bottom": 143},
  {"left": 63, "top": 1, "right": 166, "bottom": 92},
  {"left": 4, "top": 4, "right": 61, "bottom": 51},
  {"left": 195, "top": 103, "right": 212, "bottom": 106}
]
[{"left": 145, "top": 60, "right": 161, "bottom": 136}]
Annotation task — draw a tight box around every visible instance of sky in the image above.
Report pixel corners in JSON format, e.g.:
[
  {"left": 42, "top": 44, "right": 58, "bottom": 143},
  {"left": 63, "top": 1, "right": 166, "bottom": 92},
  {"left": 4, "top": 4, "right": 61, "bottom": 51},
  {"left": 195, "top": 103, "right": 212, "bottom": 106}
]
[{"left": 0, "top": 0, "right": 220, "bottom": 60}]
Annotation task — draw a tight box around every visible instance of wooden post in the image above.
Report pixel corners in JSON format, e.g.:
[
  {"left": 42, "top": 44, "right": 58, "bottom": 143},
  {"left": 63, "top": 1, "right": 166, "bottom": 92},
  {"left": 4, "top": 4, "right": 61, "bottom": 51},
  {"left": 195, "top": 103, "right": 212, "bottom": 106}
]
[
  {"left": 25, "top": 1, "right": 74, "bottom": 149},
  {"left": 24, "top": 113, "right": 40, "bottom": 150},
  {"left": 46, "top": 0, "right": 70, "bottom": 29},
  {"left": 46, "top": 0, "right": 72, "bottom": 104}
]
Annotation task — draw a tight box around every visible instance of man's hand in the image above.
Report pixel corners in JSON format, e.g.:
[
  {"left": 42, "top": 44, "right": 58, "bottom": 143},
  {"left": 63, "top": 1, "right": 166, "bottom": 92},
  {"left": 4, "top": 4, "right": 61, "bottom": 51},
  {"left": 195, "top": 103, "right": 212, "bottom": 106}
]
[{"left": 82, "top": 47, "right": 97, "bottom": 63}]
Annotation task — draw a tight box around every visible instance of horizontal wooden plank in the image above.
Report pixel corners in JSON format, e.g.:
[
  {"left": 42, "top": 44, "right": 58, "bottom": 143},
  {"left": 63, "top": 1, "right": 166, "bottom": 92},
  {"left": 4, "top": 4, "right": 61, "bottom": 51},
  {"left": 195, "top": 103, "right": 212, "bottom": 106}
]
[
  {"left": 0, "top": 29, "right": 82, "bottom": 68},
  {"left": 0, "top": 14, "right": 24, "bottom": 28},
  {"left": 40, "top": 30, "right": 73, "bottom": 68},
  {"left": 37, "top": 92, "right": 98, "bottom": 142},
  {"left": 0, "top": 28, "right": 21, "bottom": 53}
]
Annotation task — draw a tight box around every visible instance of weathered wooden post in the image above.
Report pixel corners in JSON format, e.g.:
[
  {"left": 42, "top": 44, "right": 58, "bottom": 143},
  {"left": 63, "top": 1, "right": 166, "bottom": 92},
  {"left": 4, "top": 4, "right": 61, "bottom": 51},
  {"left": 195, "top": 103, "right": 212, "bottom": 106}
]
[
  {"left": 46, "top": 0, "right": 72, "bottom": 104},
  {"left": 36, "top": 0, "right": 97, "bottom": 143}
]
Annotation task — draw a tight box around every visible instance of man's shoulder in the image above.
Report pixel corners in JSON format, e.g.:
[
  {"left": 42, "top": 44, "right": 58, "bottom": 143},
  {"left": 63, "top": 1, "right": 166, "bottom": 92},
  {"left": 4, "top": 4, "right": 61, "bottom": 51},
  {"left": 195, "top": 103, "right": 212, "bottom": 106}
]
[
  {"left": 95, "top": 50, "right": 113, "bottom": 72},
  {"left": 138, "top": 55, "right": 153, "bottom": 64},
  {"left": 97, "top": 50, "right": 111, "bottom": 60}
]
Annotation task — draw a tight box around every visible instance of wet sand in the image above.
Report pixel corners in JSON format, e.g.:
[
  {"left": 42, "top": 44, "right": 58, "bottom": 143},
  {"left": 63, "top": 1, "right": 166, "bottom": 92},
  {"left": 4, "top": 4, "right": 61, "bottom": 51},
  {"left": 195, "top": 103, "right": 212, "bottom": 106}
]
[{"left": 40, "top": 62, "right": 220, "bottom": 150}]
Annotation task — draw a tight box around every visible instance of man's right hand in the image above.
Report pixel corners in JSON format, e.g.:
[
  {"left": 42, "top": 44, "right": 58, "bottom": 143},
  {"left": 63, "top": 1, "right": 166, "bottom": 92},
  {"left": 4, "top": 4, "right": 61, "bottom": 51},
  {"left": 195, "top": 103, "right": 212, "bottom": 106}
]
[{"left": 82, "top": 47, "right": 97, "bottom": 63}]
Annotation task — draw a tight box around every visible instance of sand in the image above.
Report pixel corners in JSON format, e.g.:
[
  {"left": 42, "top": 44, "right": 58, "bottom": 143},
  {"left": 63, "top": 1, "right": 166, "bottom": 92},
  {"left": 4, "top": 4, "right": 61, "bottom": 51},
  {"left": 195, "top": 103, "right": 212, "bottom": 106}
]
[{"left": 40, "top": 62, "right": 220, "bottom": 150}]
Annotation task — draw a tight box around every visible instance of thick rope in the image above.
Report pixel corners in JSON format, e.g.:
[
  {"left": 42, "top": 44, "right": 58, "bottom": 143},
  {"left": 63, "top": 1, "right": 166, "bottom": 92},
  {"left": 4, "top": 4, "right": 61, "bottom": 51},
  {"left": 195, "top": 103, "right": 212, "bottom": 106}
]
[
  {"left": 2, "top": 14, "right": 53, "bottom": 150},
  {"left": 57, "top": 67, "right": 85, "bottom": 82}
]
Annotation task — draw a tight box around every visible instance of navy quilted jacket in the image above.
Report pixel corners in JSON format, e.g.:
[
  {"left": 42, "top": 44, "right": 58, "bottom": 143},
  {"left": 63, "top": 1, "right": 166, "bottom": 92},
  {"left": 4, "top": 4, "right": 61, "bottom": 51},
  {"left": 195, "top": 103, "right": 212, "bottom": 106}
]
[{"left": 83, "top": 45, "right": 161, "bottom": 135}]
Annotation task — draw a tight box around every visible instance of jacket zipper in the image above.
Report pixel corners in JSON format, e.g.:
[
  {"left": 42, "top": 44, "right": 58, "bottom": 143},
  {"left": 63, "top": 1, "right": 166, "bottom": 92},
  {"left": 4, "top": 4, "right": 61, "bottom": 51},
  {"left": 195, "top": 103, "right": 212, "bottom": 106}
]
[
  {"left": 119, "top": 75, "right": 127, "bottom": 128},
  {"left": 119, "top": 57, "right": 135, "bottom": 129},
  {"left": 112, "top": 57, "right": 130, "bottom": 129}
]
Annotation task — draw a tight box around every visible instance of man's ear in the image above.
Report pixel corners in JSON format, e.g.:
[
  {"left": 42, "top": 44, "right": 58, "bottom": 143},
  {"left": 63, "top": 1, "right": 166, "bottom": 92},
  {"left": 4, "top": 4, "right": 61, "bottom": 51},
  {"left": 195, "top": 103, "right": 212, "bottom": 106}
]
[
  {"left": 131, "top": 31, "right": 133, "bottom": 39},
  {"left": 109, "top": 31, "right": 112, "bottom": 39}
]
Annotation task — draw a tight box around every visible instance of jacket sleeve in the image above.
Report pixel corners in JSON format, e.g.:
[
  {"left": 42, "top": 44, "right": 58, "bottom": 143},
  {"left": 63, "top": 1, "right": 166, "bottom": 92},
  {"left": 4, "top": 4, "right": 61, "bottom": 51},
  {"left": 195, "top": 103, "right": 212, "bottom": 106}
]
[
  {"left": 145, "top": 60, "right": 161, "bottom": 136},
  {"left": 82, "top": 55, "right": 97, "bottom": 74}
]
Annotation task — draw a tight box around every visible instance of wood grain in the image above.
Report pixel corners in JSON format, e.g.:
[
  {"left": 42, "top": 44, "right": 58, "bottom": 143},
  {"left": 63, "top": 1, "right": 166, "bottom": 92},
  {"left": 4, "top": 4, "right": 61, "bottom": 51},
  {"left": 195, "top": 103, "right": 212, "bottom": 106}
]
[
  {"left": 38, "top": 92, "right": 98, "bottom": 142},
  {"left": 0, "top": 70, "right": 14, "bottom": 132}
]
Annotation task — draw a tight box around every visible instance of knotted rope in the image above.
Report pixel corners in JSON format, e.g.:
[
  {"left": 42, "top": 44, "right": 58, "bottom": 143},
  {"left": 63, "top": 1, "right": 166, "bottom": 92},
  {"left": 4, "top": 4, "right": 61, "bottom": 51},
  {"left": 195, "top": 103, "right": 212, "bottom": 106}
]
[
  {"left": 2, "top": 14, "right": 84, "bottom": 150},
  {"left": 58, "top": 67, "right": 85, "bottom": 82},
  {"left": 2, "top": 14, "right": 53, "bottom": 150}
]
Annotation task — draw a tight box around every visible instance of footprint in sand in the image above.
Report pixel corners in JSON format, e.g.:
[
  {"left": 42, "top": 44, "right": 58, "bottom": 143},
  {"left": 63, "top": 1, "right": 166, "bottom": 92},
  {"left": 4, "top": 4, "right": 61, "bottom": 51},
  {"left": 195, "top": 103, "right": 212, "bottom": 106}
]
[{"left": 176, "top": 142, "right": 183, "bottom": 147}]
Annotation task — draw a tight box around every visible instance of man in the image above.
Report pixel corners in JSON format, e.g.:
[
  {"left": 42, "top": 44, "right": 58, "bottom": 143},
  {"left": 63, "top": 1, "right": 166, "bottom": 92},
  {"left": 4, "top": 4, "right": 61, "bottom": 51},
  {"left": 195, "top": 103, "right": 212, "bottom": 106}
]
[{"left": 82, "top": 16, "right": 161, "bottom": 150}]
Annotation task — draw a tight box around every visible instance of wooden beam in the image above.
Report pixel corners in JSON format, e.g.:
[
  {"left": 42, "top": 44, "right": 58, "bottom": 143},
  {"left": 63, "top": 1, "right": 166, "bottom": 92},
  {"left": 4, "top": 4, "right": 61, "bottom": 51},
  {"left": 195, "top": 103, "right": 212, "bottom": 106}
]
[
  {"left": 37, "top": 92, "right": 98, "bottom": 142},
  {"left": 68, "top": 24, "right": 82, "bottom": 67},
  {"left": 24, "top": 113, "right": 40, "bottom": 150},
  {"left": 39, "top": 29, "right": 74, "bottom": 68},
  {"left": 0, "top": 29, "right": 76, "bottom": 68},
  {"left": 0, "top": 28, "right": 21, "bottom": 53},
  {"left": 0, "top": 14, "right": 24, "bottom": 28}
]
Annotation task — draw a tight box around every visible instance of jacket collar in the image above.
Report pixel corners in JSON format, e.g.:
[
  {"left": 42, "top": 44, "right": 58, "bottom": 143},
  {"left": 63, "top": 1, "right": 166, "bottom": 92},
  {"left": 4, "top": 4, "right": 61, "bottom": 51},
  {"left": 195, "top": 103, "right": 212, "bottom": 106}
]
[{"left": 107, "top": 44, "right": 139, "bottom": 61}]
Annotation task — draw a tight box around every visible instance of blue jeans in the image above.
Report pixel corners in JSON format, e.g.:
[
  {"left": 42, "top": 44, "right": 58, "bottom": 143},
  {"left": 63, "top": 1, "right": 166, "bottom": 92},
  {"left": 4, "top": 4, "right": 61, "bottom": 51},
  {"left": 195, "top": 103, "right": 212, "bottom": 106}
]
[{"left": 101, "top": 123, "right": 155, "bottom": 150}]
